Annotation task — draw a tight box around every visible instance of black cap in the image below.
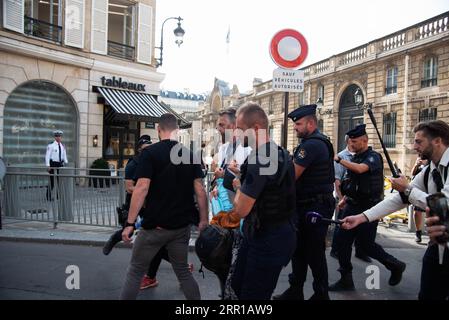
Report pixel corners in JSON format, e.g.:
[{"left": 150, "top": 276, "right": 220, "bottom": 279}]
[
  {"left": 346, "top": 124, "right": 366, "bottom": 138},
  {"left": 287, "top": 104, "right": 317, "bottom": 122},
  {"left": 137, "top": 135, "right": 152, "bottom": 148}
]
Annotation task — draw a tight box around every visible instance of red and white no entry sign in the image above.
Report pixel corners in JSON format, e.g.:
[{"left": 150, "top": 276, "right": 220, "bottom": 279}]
[{"left": 270, "top": 29, "right": 308, "bottom": 69}]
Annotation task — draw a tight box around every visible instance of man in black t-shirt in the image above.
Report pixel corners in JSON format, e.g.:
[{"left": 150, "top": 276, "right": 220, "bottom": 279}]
[{"left": 119, "top": 114, "right": 208, "bottom": 300}]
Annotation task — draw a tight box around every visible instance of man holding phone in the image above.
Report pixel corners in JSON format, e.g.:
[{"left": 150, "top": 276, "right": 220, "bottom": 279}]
[{"left": 341, "top": 120, "right": 449, "bottom": 300}]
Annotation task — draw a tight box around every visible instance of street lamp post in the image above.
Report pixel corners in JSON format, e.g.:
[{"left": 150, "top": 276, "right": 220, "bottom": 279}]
[{"left": 156, "top": 16, "right": 185, "bottom": 67}]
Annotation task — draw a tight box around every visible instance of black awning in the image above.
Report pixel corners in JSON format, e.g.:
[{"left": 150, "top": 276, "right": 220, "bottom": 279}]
[{"left": 96, "top": 86, "right": 167, "bottom": 122}]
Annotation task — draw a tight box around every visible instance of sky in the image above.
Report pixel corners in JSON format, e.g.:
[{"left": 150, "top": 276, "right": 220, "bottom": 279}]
[{"left": 155, "top": 0, "right": 449, "bottom": 95}]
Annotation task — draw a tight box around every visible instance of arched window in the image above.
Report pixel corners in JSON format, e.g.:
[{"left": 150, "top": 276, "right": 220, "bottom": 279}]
[{"left": 4, "top": 81, "right": 78, "bottom": 166}]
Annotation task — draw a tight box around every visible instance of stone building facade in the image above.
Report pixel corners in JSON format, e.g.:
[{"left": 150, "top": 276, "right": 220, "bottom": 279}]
[
  {"left": 198, "top": 11, "right": 449, "bottom": 176},
  {"left": 0, "top": 0, "right": 182, "bottom": 171}
]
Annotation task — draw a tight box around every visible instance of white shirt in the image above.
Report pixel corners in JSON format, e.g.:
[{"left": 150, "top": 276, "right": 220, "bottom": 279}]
[
  {"left": 363, "top": 148, "right": 449, "bottom": 263},
  {"left": 217, "top": 141, "right": 252, "bottom": 170},
  {"left": 364, "top": 147, "right": 449, "bottom": 222},
  {"left": 45, "top": 140, "right": 68, "bottom": 166}
]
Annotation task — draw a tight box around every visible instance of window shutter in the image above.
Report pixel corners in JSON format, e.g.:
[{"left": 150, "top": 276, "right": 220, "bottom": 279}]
[
  {"left": 3, "top": 0, "right": 24, "bottom": 33},
  {"left": 90, "top": 0, "right": 108, "bottom": 54},
  {"left": 64, "top": 0, "right": 85, "bottom": 48},
  {"left": 137, "top": 3, "right": 152, "bottom": 65}
]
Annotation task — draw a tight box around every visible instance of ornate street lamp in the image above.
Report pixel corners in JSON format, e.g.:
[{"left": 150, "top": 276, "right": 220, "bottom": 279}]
[
  {"left": 156, "top": 16, "right": 185, "bottom": 67},
  {"left": 316, "top": 97, "right": 332, "bottom": 115}
]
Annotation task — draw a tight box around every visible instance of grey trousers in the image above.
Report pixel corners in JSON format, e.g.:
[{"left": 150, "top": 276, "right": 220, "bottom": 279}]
[{"left": 119, "top": 225, "right": 201, "bottom": 300}]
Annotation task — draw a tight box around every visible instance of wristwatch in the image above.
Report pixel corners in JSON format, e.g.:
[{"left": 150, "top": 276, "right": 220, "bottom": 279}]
[
  {"left": 335, "top": 156, "right": 342, "bottom": 164},
  {"left": 404, "top": 185, "right": 413, "bottom": 196},
  {"left": 124, "top": 221, "right": 136, "bottom": 228}
]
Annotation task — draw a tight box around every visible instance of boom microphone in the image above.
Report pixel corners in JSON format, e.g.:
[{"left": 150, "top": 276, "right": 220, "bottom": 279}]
[{"left": 306, "top": 211, "right": 342, "bottom": 225}]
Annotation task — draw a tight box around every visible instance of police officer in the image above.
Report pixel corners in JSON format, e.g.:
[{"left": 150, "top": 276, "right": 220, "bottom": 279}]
[
  {"left": 45, "top": 130, "right": 68, "bottom": 200},
  {"left": 329, "top": 124, "right": 406, "bottom": 291},
  {"left": 273, "top": 104, "right": 335, "bottom": 300},
  {"left": 219, "top": 102, "right": 296, "bottom": 300},
  {"left": 342, "top": 120, "right": 449, "bottom": 299}
]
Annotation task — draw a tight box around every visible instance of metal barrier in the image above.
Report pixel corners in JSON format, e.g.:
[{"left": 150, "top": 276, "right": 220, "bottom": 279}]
[{"left": 3, "top": 166, "right": 125, "bottom": 228}]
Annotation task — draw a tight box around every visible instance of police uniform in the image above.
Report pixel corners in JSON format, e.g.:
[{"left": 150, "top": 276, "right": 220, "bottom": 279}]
[
  {"left": 362, "top": 146, "right": 449, "bottom": 300},
  {"left": 274, "top": 104, "right": 336, "bottom": 300},
  {"left": 230, "top": 141, "right": 296, "bottom": 300},
  {"left": 45, "top": 130, "right": 68, "bottom": 200},
  {"left": 329, "top": 124, "right": 406, "bottom": 291}
]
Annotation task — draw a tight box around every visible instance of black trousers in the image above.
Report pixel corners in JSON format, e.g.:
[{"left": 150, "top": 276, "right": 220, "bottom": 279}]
[
  {"left": 335, "top": 204, "right": 397, "bottom": 274},
  {"left": 289, "top": 196, "right": 335, "bottom": 295},
  {"left": 331, "top": 206, "right": 366, "bottom": 254},
  {"left": 47, "top": 161, "right": 63, "bottom": 201},
  {"left": 419, "top": 243, "right": 449, "bottom": 300}
]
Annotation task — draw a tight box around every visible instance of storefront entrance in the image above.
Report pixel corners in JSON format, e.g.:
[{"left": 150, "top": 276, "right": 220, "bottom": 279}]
[{"left": 103, "top": 116, "right": 140, "bottom": 169}]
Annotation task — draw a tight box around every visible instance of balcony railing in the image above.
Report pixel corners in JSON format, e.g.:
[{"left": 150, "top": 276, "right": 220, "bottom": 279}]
[
  {"left": 385, "top": 86, "right": 398, "bottom": 95},
  {"left": 24, "top": 15, "right": 62, "bottom": 43},
  {"left": 299, "top": 11, "right": 449, "bottom": 79},
  {"left": 421, "top": 78, "right": 438, "bottom": 88},
  {"left": 108, "top": 41, "right": 135, "bottom": 60}
]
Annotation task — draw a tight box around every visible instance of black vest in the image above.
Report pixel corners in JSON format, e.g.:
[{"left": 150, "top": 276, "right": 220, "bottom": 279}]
[
  {"left": 295, "top": 131, "right": 335, "bottom": 197},
  {"left": 241, "top": 146, "right": 295, "bottom": 232},
  {"left": 342, "top": 147, "right": 384, "bottom": 203}
]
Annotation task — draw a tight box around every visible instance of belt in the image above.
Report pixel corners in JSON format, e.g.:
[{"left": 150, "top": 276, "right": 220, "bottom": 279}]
[
  {"left": 346, "top": 197, "right": 381, "bottom": 206},
  {"left": 297, "top": 193, "right": 334, "bottom": 204}
]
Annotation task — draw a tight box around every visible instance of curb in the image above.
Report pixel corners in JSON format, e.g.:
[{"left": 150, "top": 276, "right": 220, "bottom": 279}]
[{"left": 0, "top": 235, "right": 197, "bottom": 251}]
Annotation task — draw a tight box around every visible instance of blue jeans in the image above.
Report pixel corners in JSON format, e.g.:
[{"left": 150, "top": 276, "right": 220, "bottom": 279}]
[{"left": 231, "top": 221, "right": 296, "bottom": 300}]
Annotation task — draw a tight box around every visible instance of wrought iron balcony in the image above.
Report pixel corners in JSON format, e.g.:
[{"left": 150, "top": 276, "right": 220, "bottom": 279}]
[
  {"left": 108, "top": 41, "right": 135, "bottom": 60},
  {"left": 385, "top": 86, "right": 398, "bottom": 95},
  {"left": 421, "top": 78, "right": 438, "bottom": 88},
  {"left": 24, "top": 15, "right": 62, "bottom": 43}
]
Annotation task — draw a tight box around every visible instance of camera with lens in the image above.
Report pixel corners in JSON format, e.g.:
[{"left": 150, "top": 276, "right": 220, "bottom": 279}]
[
  {"left": 116, "top": 205, "right": 129, "bottom": 227},
  {"left": 426, "top": 192, "right": 449, "bottom": 244}
]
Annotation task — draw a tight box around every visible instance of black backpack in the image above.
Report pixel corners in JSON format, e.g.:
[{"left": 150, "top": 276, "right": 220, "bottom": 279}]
[{"left": 195, "top": 225, "right": 234, "bottom": 277}]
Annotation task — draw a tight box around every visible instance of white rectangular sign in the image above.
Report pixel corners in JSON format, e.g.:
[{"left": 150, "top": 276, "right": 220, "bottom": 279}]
[{"left": 272, "top": 68, "right": 304, "bottom": 92}]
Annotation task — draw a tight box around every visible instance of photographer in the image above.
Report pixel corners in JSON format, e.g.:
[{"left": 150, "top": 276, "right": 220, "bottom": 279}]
[{"left": 341, "top": 120, "right": 449, "bottom": 299}]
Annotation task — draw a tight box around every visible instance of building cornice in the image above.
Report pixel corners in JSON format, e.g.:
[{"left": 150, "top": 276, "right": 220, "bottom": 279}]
[{"left": 0, "top": 35, "right": 94, "bottom": 69}]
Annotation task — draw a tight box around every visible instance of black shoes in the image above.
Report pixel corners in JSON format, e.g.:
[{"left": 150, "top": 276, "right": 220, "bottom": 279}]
[
  {"left": 329, "top": 273, "right": 355, "bottom": 291},
  {"left": 385, "top": 259, "right": 406, "bottom": 286},
  {"left": 272, "top": 286, "right": 304, "bottom": 300},
  {"left": 415, "top": 230, "right": 422, "bottom": 243},
  {"left": 355, "top": 251, "right": 372, "bottom": 263}
]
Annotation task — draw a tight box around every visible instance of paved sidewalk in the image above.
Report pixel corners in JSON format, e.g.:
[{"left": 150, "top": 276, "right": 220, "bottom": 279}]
[{"left": 0, "top": 218, "right": 199, "bottom": 249}]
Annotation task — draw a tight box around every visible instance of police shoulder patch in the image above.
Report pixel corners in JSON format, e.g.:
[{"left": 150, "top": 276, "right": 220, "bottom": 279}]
[{"left": 297, "top": 149, "right": 307, "bottom": 159}]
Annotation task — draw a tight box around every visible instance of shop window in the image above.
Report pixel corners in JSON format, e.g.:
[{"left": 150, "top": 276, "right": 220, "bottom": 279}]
[
  {"left": 4, "top": 80, "right": 77, "bottom": 166},
  {"left": 103, "top": 120, "right": 140, "bottom": 168}
]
